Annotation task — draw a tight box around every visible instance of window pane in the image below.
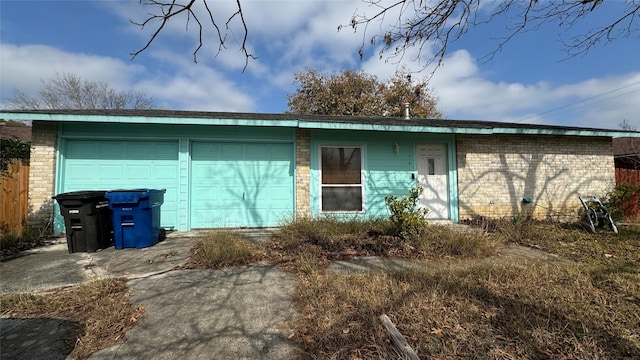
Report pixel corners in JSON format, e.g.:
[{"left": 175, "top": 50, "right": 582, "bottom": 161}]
[
  {"left": 321, "top": 147, "right": 361, "bottom": 184},
  {"left": 322, "top": 187, "right": 362, "bottom": 211}
]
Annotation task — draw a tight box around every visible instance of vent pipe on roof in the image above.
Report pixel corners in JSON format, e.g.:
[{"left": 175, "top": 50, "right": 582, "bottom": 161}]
[{"left": 404, "top": 103, "right": 410, "bottom": 120}]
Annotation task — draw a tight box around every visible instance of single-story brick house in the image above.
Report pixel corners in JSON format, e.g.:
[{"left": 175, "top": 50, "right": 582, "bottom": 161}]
[{"left": 1, "top": 109, "right": 637, "bottom": 235}]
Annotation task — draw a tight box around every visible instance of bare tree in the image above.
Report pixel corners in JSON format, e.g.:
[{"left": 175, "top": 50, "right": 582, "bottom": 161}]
[
  {"left": 347, "top": 0, "right": 640, "bottom": 70},
  {"left": 130, "top": 1, "right": 639, "bottom": 71},
  {"left": 5, "top": 73, "right": 155, "bottom": 110}
]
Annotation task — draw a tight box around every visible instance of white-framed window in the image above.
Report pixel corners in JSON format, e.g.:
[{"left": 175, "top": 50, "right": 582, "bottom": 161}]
[{"left": 319, "top": 145, "right": 363, "bottom": 212}]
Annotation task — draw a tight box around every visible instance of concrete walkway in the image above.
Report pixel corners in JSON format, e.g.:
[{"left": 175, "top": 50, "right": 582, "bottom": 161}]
[{"left": 0, "top": 231, "right": 298, "bottom": 360}]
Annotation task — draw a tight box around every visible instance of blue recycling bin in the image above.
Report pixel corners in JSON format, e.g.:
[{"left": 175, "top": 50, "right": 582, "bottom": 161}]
[{"left": 105, "top": 189, "right": 166, "bottom": 249}]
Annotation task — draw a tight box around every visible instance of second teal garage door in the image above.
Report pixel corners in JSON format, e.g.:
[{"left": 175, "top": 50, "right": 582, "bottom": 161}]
[{"left": 190, "top": 142, "right": 294, "bottom": 228}]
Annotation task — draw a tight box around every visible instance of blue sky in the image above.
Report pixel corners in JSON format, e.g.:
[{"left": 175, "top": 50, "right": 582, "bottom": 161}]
[{"left": 1, "top": 0, "right": 639, "bottom": 130}]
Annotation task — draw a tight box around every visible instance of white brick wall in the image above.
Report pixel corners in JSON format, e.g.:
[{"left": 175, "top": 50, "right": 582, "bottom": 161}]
[
  {"left": 456, "top": 134, "right": 615, "bottom": 221},
  {"left": 295, "top": 129, "right": 311, "bottom": 218},
  {"left": 28, "top": 121, "right": 58, "bottom": 227}
]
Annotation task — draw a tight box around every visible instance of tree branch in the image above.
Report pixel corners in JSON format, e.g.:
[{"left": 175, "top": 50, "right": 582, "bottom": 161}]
[
  {"left": 130, "top": 0, "right": 254, "bottom": 70},
  {"left": 344, "top": 0, "right": 640, "bottom": 72}
]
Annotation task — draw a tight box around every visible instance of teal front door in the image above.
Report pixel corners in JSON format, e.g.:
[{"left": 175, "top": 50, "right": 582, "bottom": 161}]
[
  {"left": 61, "top": 140, "right": 180, "bottom": 229},
  {"left": 190, "top": 142, "right": 294, "bottom": 228}
]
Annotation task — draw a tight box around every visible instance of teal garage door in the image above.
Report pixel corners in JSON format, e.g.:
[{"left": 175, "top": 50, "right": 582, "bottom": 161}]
[
  {"left": 61, "top": 140, "right": 180, "bottom": 229},
  {"left": 190, "top": 142, "right": 294, "bottom": 228}
]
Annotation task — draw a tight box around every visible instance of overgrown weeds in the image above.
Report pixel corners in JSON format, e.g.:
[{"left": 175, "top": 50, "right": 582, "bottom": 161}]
[
  {"left": 188, "top": 230, "right": 264, "bottom": 268},
  {"left": 0, "top": 278, "right": 142, "bottom": 360},
  {"left": 270, "top": 217, "right": 501, "bottom": 273},
  {"left": 1, "top": 224, "right": 51, "bottom": 258}
]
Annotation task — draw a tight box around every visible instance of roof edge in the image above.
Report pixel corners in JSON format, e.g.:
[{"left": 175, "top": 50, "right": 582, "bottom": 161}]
[{"left": 1, "top": 110, "right": 639, "bottom": 138}]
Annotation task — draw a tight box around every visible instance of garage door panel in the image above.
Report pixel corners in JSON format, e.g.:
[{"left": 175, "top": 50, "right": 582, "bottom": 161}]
[
  {"left": 97, "top": 166, "right": 123, "bottom": 180},
  {"left": 66, "top": 142, "right": 95, "bottom": 158},
  {"left": 98, "top": 142, "right": 125, "bottom": 158},
  {"left": 190, "top": 141, "right": 293, "bottom": 228},
  {"left": 220, "top": 143, "right": 245, "bottom": 159}
]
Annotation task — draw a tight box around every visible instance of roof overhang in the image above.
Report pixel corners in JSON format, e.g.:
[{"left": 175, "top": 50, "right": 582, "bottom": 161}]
[{"left": 2, "top": 110, "right": 639, "bottom": 138}]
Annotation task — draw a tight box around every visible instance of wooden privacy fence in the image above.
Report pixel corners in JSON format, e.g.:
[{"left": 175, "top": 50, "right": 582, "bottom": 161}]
[
  {"left": 0, "top": 160, "right": 29, "bottom": 234},
  {"left": 615, "top": 168, "right": 640, "bottom": 221}
]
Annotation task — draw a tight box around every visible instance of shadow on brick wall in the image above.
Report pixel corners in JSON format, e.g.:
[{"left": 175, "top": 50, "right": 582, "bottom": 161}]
[
  {"left": 25, "top": 198, "right": 55, "bottom": 239},
  {"left": 457, "top": 151, "right": 612, "bottom": 222}
]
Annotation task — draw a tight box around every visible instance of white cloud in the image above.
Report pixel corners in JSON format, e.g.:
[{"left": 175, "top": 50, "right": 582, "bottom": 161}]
[
  {"left": 0, "top": 43, "right": 255, "bottom": 112},
  {"left": 138, "top": 49, "right": 256, "bottom": 111},
  {"left": 359, "top": 44, "right": 640, "bottom": 130},
  {"left": 0, "top": 43, "right": 147, "bottom": 101}
]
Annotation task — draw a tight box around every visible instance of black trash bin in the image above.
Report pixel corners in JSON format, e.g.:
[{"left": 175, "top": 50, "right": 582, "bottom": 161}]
[{"left": 53, "top": 191, "right": 113, "bottom": 253}]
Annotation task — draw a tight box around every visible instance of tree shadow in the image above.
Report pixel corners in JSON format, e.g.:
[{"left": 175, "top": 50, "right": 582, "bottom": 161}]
[
  {"left": 457, "top": 135, "right": 614, "bottom": 222},
  {"left": 99, "top": 266, "right": 299, "bottom": 359},
  {"left": 0, "top": 317, "right": 83, "bottom": 360}
]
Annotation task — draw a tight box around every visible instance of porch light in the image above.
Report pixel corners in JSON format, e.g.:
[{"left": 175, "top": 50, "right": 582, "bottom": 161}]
[{"left": 393, "top": 143, "right": 400, "bottom": 154}]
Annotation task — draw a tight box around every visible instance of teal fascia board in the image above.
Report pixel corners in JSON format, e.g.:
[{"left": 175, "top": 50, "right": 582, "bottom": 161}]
[
  {"left": 298, "top": 121, "right": 476, "bottom": 134},
  {"left": 297, "top": 121, "right": 639, "bottom": 137},
  {"left": 1, "top": 112, "right": 298, "bottom": 128},
  {"left": 3, "top": 111, "right": 638, "bottom": 137},
  {"left": 489, "top": 128, "right": 634, "bottom": 137},
  {"left": 53, "top": 130, "right": 66, "bottom": 235}
]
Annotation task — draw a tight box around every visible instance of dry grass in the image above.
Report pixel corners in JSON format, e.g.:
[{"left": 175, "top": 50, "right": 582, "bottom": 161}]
[
  {"left": 0, "top": 278, "right": 143, "bottom": 359},
  {"left": 188, "top": 230, "right": 265, "bottom": 268},
  {"left": 295, "top": 261, "right": 639, "bottom": 359},
  {"left": 283, "top": 218, "right": 640, "bottom": 359},
  {"left": 270, "top": 217, "right": 502, "bottom": 273}
]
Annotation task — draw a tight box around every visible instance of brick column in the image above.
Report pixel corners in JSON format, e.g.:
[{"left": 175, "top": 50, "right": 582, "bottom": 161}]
[
  {"left": 295, "top": 129, "right": 311, "bottom": 218},
  {"left": 28, "top": 121, "right": 58, "bottom": 230}
]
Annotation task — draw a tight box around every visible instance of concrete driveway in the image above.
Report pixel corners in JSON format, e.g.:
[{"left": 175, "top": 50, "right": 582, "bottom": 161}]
[{"left": 0, "top": 232, "right": 299, "bottom": 359}]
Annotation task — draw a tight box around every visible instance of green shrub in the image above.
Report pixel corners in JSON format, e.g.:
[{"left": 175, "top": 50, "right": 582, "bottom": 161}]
[
  {"left": 602, "top": 182, "right": 640, "bottom": 221},
  {"left": 1, "top": 223, "right": 50, "bottom": 255},
  {"left": 384, "top": 187, "right": 429, "bottom": 240},
  {"left": 1, "top": 138, "right": 30, "bottom": 175}
]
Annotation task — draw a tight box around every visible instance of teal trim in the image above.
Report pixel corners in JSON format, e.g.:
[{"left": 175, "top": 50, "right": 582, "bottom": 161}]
[
  {"left": 58, "top": 122, "right": 295, "bottom": 142},
  {"left": 3, "top": 111, "right": 638, "bottom": 138},
  {"left": 53, "top": 130, "right": 65, "bottom": 235},
  {"left": 448, "top": 137, "right": 459, "bottom": 223},
  {"left": 2, "top": 113, "right": 298, "bottom": 128},
  {"left": 292, "top": 137, "right": 298, "bottom": 223},
  {"left": 178, "top": 139, "right": 190, "bottom": 231},
  {"left": 297, "top": 121, "right": 638, "bottom": 137}
]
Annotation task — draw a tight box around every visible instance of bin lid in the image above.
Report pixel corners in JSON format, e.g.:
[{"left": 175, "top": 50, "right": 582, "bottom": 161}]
[
  {"left": 105, "top": 189, "right": 166, "bottom": 204},
  {"left": 53, "top": 190, "right": 108, "bottom": 200}
]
